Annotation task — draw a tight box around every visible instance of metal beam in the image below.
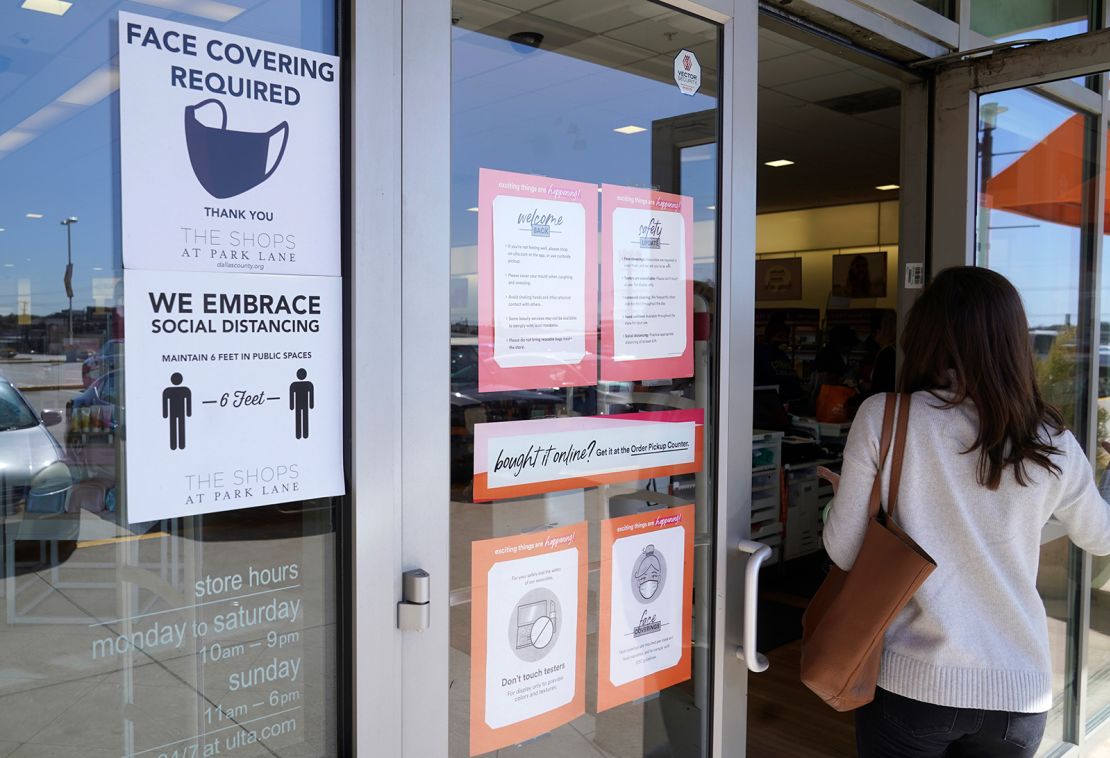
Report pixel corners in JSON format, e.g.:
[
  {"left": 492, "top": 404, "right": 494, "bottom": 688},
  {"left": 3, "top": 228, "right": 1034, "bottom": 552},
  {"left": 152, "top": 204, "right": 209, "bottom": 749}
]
[
  {"left": 937, "top": 28, "right": 1110, "bottom": 93},
  {"left": 929, "top": 69, "right": 978, "bottom": 272},
  {"left": 778, "top": 0, "right": 950, "bottom": 59},
  {"left": 898, "top": 79, "right": 929, "bottom": 323},
  {"left": 759, "top": 5, "right": 924, "bottom": 82},
  {"left": 852, "top": 0, "right": 960, "bottom": 48}
]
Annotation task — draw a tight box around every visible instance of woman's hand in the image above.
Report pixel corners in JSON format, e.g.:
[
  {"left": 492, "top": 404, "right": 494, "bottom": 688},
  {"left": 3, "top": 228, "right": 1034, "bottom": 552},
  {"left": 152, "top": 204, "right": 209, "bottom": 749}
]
[{"left": 817, "top": 466, "right": 840, "bottom": 495}]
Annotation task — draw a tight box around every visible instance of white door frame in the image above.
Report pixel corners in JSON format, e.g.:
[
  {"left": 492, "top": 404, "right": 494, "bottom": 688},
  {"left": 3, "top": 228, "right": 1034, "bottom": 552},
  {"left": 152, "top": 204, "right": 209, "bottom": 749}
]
[{"left": 346, "top": 0, "right": 762, "bottom": 754}]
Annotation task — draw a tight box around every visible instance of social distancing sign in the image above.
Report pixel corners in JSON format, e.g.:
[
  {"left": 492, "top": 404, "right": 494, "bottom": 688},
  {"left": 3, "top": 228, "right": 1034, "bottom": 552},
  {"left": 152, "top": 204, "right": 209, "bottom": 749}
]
[{"left": 122, "top": 270, "right": 343, "bottom": 522}]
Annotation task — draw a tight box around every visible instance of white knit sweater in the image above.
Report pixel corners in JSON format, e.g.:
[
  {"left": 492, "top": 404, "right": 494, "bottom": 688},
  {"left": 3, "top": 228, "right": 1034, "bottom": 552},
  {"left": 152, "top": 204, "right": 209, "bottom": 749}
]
[{"left": 823, "top": 391, "right": 1110, "bottom": 713}]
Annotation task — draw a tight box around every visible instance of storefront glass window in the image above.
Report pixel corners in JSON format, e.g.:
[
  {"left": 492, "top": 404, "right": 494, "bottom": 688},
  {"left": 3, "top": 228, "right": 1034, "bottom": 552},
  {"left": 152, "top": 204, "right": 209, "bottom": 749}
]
[
  {"left": 448, "top": 2, "right": 720, "bottom": 755},
  {"left": 970, "top": 0, "right": 1090, "bottom": 42},
  {"left": 0, "top": 3, "right": 342, "bottom": 756},
  {"left": 976, "top": 86, "right": 1094, "bottom": 748}
]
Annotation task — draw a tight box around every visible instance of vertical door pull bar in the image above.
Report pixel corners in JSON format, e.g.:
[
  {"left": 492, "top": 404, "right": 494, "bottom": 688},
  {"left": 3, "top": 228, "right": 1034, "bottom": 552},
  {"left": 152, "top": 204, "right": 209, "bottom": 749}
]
[{"left": 735, "top": 540, "right": 771, "bottom": 672}]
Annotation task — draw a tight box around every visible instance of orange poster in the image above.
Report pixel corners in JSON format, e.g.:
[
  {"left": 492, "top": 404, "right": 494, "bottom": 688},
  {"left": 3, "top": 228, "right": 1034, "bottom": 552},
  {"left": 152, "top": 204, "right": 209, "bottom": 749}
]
[
  {"left": 597, "top": 504, "right": 695, "bottom": 712},
  {"left": 470, "top": 522, "right": 588, "bottom": 755}
]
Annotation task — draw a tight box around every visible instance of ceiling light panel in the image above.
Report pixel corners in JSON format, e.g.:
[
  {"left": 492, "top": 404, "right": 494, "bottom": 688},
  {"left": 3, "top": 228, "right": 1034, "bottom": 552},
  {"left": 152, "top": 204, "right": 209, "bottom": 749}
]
[
  {"left": 132, "top": 0, "right": 244, "bottom": 22},
  {"left": 614, "top": 125, "right": 647, "bottom": 135},
  {"left": 57, "top": 66, "right": 121, "bottom": 107},
  {"left": 21, "top": 0, "right": 72, "bottom": 15}
]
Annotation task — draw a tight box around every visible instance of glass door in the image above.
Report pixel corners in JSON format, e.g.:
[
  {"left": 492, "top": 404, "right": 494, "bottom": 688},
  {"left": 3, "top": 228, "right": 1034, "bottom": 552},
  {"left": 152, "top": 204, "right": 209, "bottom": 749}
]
[
  {"left": 975, "top": 83, "right": 1097, "bottom": 753},
  {"left": 445, "top": 2, "right": 724, "bottom": 755},
  {"left": 931, "top": 49, "right": 1110, "bottom": 753}
]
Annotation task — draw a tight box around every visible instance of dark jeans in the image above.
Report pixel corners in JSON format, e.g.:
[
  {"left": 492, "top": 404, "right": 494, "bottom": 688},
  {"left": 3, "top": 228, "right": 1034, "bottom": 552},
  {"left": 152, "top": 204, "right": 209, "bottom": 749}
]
[{"left": 856, "top": 688, "right": 1047, "bottom": 757}]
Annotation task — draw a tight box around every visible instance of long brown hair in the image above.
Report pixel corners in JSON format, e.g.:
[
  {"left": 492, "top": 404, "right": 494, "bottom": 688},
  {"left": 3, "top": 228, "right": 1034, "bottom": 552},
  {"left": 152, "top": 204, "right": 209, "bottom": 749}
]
[{"left": 898, "top": 266, "right": 1064, "bottom": 489}]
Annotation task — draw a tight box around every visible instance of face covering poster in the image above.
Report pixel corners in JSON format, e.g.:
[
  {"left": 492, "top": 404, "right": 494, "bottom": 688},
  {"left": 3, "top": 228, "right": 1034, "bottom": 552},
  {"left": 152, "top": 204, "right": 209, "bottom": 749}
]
[
  {"left": 118, "top": 12, "right": 340, "bottom": 277},
  {"left": 477, "top": 168, "right": 598, "bottom": 393},
  {"left": 469, "top": 523, "right": 587, "bottom": 755},
  {"left": 597, "top": 504, "right": 694, "bottom": 711}
]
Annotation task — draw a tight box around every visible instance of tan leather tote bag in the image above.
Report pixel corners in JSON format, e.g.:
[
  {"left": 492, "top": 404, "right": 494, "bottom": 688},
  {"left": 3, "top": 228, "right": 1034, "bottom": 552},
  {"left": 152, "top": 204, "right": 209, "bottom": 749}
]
[{"left": 800, "top": 393, "right": 936, "bottom": 711}]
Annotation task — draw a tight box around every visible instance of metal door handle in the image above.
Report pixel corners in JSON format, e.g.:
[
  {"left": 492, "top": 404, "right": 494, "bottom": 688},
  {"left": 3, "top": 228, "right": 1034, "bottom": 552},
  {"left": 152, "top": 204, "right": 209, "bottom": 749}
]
[
  {"left": 397, "top": 568, "right": 430, "bottom": 631},
  {"left": 735, "top": 540, "right": 771, "bottom": 673}
]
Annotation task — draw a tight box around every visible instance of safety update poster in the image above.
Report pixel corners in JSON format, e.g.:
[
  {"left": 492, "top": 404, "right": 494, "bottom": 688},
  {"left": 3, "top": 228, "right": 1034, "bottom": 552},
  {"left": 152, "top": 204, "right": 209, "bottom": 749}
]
[
  {"left": 469, "top": 523, "right": 588, "bottom": 755},
  {"left": 118, "top": 11, "right": 340, "bottom": 277},
  {"left": 478, "top": 168, "right": 598, "bottom": 393},
  {"left": 601, "top": 185, "right": 694, "bottom": 382},
  {"left": 122, "top": 270, "right": 344, "bottom": 523},
  {"left": 598, "top": 504, "right": 694, "bottom": 711}
]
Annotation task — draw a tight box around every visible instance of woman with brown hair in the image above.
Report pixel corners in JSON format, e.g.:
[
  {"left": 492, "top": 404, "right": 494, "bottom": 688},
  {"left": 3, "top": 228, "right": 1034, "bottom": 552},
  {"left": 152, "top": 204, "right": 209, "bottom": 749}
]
[{"left": 821, "top": 266, "right": 1110, "bottom": 756}]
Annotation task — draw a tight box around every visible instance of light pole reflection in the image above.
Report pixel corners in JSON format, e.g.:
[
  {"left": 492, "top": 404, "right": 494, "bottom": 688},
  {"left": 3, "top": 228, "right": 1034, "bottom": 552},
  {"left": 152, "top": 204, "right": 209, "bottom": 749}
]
[{"left": 60, "top": 216, "right": 77, "bottom": 345}]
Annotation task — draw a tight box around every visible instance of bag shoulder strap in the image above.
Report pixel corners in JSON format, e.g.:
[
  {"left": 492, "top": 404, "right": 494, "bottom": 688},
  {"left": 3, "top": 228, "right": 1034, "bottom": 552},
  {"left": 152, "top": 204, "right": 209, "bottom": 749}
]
[
  {"left": 866, "top": 394, "right": 898, "bottom": 520},
  {"left": 887, "top": 393, "right": 911, "bottom": 520}
]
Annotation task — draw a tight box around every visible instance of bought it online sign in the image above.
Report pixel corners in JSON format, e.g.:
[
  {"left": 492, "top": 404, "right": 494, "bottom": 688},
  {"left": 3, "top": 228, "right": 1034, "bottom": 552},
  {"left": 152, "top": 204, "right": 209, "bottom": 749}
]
[
  {"left": 472, "top": 410, "right": 704, "bottom": 502},
  {"left": 118, "top": 12, "right": 340, "bottom": 276}
]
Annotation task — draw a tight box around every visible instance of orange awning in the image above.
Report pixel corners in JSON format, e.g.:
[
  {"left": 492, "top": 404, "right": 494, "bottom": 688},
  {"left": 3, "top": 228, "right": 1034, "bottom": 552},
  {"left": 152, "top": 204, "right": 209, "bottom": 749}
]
[{"left": 982, "top": 113, "right": 1106, "bottom": 231}]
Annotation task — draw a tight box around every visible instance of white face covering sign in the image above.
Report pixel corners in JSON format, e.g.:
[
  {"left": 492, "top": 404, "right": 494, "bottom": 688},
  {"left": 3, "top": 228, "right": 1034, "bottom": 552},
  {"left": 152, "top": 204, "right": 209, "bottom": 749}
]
[
  {"left": 122, "top": 270, "right": 344, "bottom": 523},
  {"left": 118, "top": 12, "right": 340, "bottom": 277}
]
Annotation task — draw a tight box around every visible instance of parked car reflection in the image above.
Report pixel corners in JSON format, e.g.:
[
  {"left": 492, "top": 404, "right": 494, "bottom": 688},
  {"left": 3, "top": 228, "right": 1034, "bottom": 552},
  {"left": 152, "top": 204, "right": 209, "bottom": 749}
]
[{"left": 0, "top": 377, "right": 77, "bottom": 577}]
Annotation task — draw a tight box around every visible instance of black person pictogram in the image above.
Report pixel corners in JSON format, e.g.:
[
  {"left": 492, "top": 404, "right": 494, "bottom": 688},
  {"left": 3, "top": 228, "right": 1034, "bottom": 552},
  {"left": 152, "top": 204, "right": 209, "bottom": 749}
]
[
  {"left": 289, "top": 368, "right": 314, "bottom": 440},
  {"left": 162, "top": 373, "right": 192, "bottom": 451}
]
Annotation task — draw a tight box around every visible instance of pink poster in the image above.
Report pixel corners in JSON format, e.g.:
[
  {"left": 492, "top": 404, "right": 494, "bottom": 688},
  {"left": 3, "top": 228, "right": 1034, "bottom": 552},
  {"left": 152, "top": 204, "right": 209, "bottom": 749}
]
[
  {"left": 601, "top": 185, "right": 694, "bottom": 382},
  {"left": 478, "top": 168, "right": 599, "bottom": 393}
]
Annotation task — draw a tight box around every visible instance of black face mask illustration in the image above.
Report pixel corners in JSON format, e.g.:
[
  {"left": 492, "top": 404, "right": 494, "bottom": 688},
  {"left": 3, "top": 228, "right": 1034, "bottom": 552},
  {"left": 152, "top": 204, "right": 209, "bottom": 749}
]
[{"left": 184, "top": 99, "right": 289, "bottom": 199}]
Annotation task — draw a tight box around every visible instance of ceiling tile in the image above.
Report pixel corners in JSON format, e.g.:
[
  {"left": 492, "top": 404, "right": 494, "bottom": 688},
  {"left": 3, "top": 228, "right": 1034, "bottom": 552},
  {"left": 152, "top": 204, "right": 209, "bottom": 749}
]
[
  {"left": 759, "top": 51, "right": 845, "bottom": 88},
  {"left": 531, "top": 0, "right": 670, "bottom": 34},
  {"left": 604, "top": 12, "right": 708, "bottom": 53},
  {"left": 775, "top": 69, "right": 885, "bottom": 103},
  {"left": 759, "top": 36, "right": 804, "bottom": 61}
]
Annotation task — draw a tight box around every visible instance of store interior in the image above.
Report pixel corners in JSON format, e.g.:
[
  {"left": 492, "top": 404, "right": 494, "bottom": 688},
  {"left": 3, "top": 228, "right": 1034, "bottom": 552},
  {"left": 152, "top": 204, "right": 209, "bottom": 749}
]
[{"left": 747, "top": 21, "right": 904, "bottom": 757}]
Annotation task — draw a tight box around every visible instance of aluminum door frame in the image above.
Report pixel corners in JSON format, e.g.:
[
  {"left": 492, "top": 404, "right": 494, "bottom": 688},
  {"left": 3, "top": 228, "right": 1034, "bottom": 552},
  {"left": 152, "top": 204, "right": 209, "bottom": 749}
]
[
  {"left": 349, "top": 0, "right": 404, "bottom": 755},
  {"left": 346, "top": 0, "right": 763, "bottom": 755}
]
